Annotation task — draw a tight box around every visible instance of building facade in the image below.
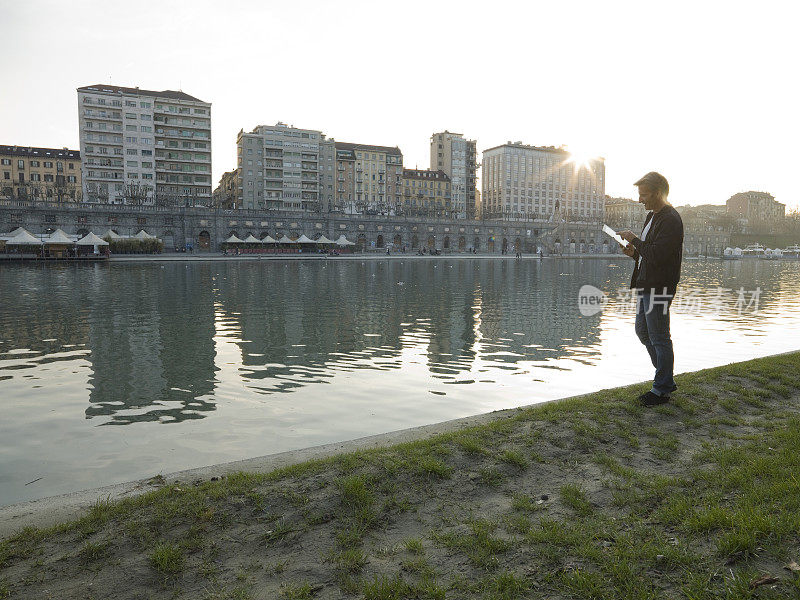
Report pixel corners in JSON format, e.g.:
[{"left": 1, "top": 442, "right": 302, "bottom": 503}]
[
  {"left": 726, "top": 191, "right": 785, "bottom": 223},
  {"left": 1, "top": 145, "right": 81, "bottom": 201},
  {"left": 676, "top": 205, "right": 731, "bottom": 256},
  {"left": 430, "top": 131, "right": 477, "bottom": 219},
  {"left": 237, "top": 123, "right": 324, "bottom": 211},
  {"left": 212, "top": 170, "right": 238, "bottom": 209},
  {"left": 482, "top": 142, "right": 605, "bottom": 223},
  {"left": 334, "top": 142, "right": 403, "bottom": 215},
  {"left": 401, "top": 169, "right": 451, "bottom": 216},
  {"left": 604, "top": 196, "right": 647, "bottom": 230},
  {"left": 77, "top": 84, "right": 212, "bottom": 205}
]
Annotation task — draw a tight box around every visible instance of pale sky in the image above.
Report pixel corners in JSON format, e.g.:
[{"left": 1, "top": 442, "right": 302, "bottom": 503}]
[{"left": 2, "top": 0, "right": 798, "bottom": 209}]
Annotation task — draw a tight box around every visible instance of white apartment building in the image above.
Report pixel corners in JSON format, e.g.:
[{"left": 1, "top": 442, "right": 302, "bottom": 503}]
[
  {"left": 430, "top": 131, "right": 477, "bottom": 219},
  {"left": 77, "top": 84, "right": 212, "bottom": 205},
  {"left": 481, "top": 142, "right": 605, "bottom": 222},
  {"left": 237, "top": 123, "right": 325, "bottom": 211}
]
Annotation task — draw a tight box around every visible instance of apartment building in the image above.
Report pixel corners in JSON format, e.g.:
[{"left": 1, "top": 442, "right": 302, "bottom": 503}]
[
  {"left": 334, "top": 142, "right": 403, "bottom": 214},
  {"left": 604, "top": 196, "right": 647, "bottom": 230},
  {"left": 430, "top": 131, "right": 477, "bottom": 219},
  {"left": 482, "top": 142, "right": 605, "bottom": 222},
  {"left": 726, "top": 191, "right": 785, "bottom": 223},
  {"left": 237, "top": 123, "right": 324, "bottom": 211},
  {"left": 1, "top": 145, "right": 80, "bottom": 201},
  {"left": 77, "top": 84, "right": 212, "bottom": 205},
  {"left": 401, "top": 169, "right": 451, "bottom": 216},
  {"left": 212, "top": 170, "right": 238, "bottom": 209}
]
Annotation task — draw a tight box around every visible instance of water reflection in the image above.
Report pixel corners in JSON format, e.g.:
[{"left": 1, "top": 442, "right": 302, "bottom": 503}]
[{"left": 1, "top": 258, "right": 800, "bottom": 505}]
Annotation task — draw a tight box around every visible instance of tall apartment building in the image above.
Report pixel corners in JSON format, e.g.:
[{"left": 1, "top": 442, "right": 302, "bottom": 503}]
[
  {"left": 334, "top": 142, "right": 403, "bottom": 214},
  {"left": 430, "top": 131, "right": 477, "bottom": 219},
  {"left": 77, "top": 84, "right": 212, "bottom": 205},
  {"left": 237, "top": 123, "right": 324, "bottom": 211},
  {"left": 726, "top": 191, "right": 785, "bottom": 223},
  {"left": 1, "top": 145, "right": 80, "bottom": 201},
  {"left": 401, "top": 169, "right": 451, "bottom": 216},
  {"left": 481, "top": 142, "right": 605, "bottom": 222}
]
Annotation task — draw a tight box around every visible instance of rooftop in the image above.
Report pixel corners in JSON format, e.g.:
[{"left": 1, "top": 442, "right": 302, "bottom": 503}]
[
  {"left": 403, "top": 168, "right": 450, "bottom": 181},
  {"left": 0, "top": 145, "right": 80, "bottom": 159},
  {"left": 77, "top": 84, "right": 207, "bottom": 103},
  {"left": 335, "top": 141, "right": 402, "bottom": 156}
]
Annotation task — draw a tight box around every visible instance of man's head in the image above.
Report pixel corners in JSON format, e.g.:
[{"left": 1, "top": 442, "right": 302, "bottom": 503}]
[{"left": 634, "top": 172, "right": 669, "bottom": 211}]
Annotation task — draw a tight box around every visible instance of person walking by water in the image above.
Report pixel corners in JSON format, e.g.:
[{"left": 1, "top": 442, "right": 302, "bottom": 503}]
[{"left": 619, "top": 172, "right": 684, "bottom": 407}]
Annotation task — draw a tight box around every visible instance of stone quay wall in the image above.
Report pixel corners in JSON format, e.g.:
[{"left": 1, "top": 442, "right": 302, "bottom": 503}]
[{"left": 0, "top": 199, "right": 610, "bottom": 254}]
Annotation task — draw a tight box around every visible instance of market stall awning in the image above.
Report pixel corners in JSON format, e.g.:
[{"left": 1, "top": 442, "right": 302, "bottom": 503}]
[
  {"left": 6, "top": 228, "right": 42, "bottom": 245},
  {"left": 102, "top": 229, "right": 123, "bottom": 240},
  {"left": 224, "top": 234, "right": 244, "bottom": 244},
  {"left": 295, "top": 234, "right": 315, "bottom": 244},
  {"left": 261, "top": 235, "right": 277, "bottom": 243},
  {"left": 242, "top": 234, "right": 262, "bottom": 244},
  {"left": 335, "top": 235, "right": 356, "bottom": 246},
  {"left": 277, "top": 235, "right": 294, "bottom": 244},
  {"left": 134, "top": 230, "right": 155, "bottom": 240},
  {"left": 76, "top": 232, "right": 110, "bottom": 246},
  {"left": 315, "top": 235, "right": 334, "bottom": 244},
  {"left": 44, "top": 229, "right": 73, "bottom": 244}
]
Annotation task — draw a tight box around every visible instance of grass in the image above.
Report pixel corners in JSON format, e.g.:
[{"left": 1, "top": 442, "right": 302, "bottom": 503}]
[{"left": 3, "top": 353, "right": 800, "bottom": 598}]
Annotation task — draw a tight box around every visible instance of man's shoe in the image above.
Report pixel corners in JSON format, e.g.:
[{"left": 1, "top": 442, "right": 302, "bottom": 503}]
[{"left": 638, "top": 391, "right": 669, "bottom": 407}]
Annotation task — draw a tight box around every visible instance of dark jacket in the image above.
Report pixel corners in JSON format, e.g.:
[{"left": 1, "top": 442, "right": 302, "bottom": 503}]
[{"left": 629, "top": 205, "right": 684, "bottom": 295}]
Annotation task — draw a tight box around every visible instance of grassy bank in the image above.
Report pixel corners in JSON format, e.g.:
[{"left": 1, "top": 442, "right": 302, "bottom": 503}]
[{"left": 2, "top": 354, "right": 800, "bottom": 599}]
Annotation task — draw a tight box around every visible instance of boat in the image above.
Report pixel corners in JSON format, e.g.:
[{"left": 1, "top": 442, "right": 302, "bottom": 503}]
[
  {"left": 782, "top": 244, "right": 800, "bottom": 259},
  {"left": 722, "top": 247, "right": 742, "bottom": 260},
  {"left": 741, "top": 243, "right": 765, "bottom": 259}
]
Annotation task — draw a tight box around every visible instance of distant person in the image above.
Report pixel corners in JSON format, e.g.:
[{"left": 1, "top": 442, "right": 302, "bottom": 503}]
[{"left": 619, "top": 172, "right": 684, "bottom": 407}]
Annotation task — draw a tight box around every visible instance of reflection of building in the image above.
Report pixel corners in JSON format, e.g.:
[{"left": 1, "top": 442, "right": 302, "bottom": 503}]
[
  {"left": 482, "top": 142, "right": 605, "bottom": 223},
  {"left": 401, "top": 169, "right": 451, "bottom": 216},
  {"left": 77, "top": 84, "right": 212, "bottom": 205},
  {"left": 1, "top": 145, "right": 80, "bottom": 201},
  {"left": 726, "top": 191, "right": 784, "bottom": 223},
  {"left": 430, "top": 131, "right": 477, "bottom": 219},
  {"left": 86, "top": 265, "right": 217, "bottom": 424}
]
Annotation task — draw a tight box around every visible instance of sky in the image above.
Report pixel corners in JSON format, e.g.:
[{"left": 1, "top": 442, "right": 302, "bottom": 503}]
[{"left": 2, "top": 0, "right": 798, "bottom": 209}]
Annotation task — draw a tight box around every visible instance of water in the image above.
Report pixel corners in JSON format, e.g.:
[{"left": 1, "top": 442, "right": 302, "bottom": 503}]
[{"left": 1, "top": 258, "right": 799, "bottom": 506}]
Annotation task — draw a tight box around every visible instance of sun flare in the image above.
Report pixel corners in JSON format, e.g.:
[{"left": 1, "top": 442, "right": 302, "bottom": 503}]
[{"left": 564, "top": 147, "right": 597, "bottom": 172}]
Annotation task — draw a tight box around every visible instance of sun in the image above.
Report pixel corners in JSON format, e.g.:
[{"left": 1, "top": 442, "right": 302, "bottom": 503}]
[{"left": 563, "top": 147, "right": 597, "bottom": 172}]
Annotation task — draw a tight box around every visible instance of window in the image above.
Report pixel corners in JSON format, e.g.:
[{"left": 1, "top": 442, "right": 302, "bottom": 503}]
[
  {"left": 125, "top": 137, "right": 137, "bottom": 143},
  {"left": 30, "top": 160, "right": 40, "bottom": 167},
  {"left": 140, "top": 101, "right": 151, "bottom": 109},
  {"left": 141, "top": 161, "right": 152, "bottom": 168},
  {"left": 127, "top": 161, "right": 138, "bottom": 167},
  {"left": 126, "top": 148, "right": 137, "bottom": 155},
  {"left": 141, "top": 138, "right": 152, "bottom": 145},
  {"left": 126, "top": 125, "right": 137, "bottom": 131},
  {"left": 67, "top": 176, "right": 76, "bottom": 183},
  {"left": 126, "top": 101, "right": 136, "bottom": 107},
  {"left": 141, "top": 150, "right": 152, "bottom": 156},
  {"left": 125, "top": 113, "right": 137, "bottom": 119},
  {"left": 3, "top": 172, "right": 9, "bottom": 180},
  {"left": 0, "top": 159, "right": 9, "bottom": 165},
  {"left": 31, "top": 173, "right": 41, "bottom": 181},
  {"left": 140, "top": 126, "right": 152, "bottom": 133},
  {"left": 44, "top": 174, "right": 54, "bottom": 182}
]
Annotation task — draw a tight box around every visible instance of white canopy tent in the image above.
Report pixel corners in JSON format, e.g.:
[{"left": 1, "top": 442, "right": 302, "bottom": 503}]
[
  {"left": 277, "top": 235, "right": 294, "bottom": 244},
  {"left": 261, "top": 235, "right": 277, "bottom": 244},
  {"left": 335, "top": 235, "right": 356, "bottom": 246},
  {"left": 44, "top": 229, "right": 73, "bottom": 244},
  {"left": 134, "top": 230, "right": 155, "bottom": 240},
  {"left": 5, "top": 228, "right": 42, "bottom": 245},
  {"left": 242, "top": 234, "right": 262, "bottom": 244},
  {"left": 102, "top": 229, "right": 123, "bottom": 240},
  {"left": 315, "top": 235, "right": 335, "bottom": 244},
  {"left": 76, "top": 232, "right": 110, "bottom": 246},
  {"left": 295, "top": 234, "right": 315, "bottom": 244},
  {"left": 224, "top": 234, "right": 244, "bottom": 244}
]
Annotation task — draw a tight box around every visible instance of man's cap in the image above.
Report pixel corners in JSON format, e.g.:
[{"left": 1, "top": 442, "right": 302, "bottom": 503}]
[{"left": 634, "top": 171, "right": 669, "bottom": 195}]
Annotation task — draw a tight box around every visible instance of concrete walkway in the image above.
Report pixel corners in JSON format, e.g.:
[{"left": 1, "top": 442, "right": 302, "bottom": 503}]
[{"left": 109, "top": 253, "right": 624, "bottom": 262}]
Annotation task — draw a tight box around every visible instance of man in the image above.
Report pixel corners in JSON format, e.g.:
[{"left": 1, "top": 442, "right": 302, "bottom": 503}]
[{"left": 619, "top": 172, "right": 684, "bottom": 407}]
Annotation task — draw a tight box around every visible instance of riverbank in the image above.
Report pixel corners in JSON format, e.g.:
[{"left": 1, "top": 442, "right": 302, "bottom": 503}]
[
  {"left": 107, "top": 252, "right": 623, "bottom": 262},
  {"left": 2, "top": 353, "right": 800, "bottom": 598}
]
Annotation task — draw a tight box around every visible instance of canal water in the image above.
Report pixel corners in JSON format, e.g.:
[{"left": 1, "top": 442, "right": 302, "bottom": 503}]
[{"left": 1, "top": 258, "right": 799, "bottom": 506}]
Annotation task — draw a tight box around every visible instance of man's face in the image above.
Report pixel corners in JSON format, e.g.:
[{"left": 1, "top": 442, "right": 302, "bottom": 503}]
[{"left": 637, "top": 186, "right": 661, "bottom": 211}]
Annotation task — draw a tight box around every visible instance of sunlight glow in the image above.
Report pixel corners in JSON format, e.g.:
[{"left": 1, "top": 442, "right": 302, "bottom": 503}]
[{"left": 563, "top": 147, "right": 597, "bottom": 172}]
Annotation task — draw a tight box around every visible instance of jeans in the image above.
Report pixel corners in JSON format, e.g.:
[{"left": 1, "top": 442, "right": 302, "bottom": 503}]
[{"left": 634, "top": 291, "right": 676, "bottom": 396}]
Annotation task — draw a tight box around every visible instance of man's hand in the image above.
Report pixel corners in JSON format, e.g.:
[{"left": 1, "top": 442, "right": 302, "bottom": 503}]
[
  {"left": 621, "top": 243, "right": 637, "bottom": 259},
  {"left": 619, "top": 230, "right": 636, "bottom": 243}
]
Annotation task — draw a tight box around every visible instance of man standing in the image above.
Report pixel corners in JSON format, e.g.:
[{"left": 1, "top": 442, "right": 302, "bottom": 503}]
[{"left": 619, "top": 172, "right": 684, "bottom": 407}]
